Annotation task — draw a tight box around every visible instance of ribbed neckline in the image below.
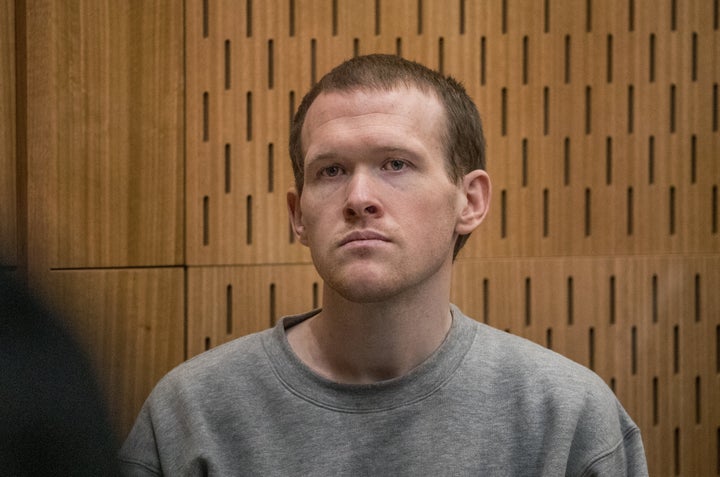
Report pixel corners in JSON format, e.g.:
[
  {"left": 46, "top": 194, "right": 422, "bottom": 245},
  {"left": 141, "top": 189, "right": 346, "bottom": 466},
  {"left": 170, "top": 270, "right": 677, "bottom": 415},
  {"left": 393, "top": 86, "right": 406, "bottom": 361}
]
[{"left": 261, "top": 304, "right": 477, "bottom": 413}]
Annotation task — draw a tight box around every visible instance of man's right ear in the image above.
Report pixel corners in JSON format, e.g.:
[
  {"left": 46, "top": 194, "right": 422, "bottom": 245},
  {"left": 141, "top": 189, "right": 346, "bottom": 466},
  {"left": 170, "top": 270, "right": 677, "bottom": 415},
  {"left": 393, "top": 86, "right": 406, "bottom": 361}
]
[{"left": 287, "top": 187, "right": 308, "bottom": 246}]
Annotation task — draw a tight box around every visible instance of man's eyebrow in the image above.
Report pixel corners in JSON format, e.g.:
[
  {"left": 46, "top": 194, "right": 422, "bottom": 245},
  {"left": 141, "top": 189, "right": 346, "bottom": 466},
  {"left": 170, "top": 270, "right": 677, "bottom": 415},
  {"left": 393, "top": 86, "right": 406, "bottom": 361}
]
[
  {"left": 305, "top": 152, "right": 340, "bottom": 165},
  {"left": 303, "top": 153, "right": 344, "bottom": 175},
  {"left": 309, "top": 146, "right": 418, "bottom": 161},
  {"left": 375, "top": 146, "right": 415, "bottom": 155}
]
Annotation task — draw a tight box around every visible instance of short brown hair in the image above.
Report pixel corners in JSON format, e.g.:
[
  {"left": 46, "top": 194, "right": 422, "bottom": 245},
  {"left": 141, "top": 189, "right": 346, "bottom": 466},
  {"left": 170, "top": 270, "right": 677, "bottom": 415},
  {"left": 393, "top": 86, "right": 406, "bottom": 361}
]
[{"left": 289, "top": 54, "right": 486, "bottom": 258}]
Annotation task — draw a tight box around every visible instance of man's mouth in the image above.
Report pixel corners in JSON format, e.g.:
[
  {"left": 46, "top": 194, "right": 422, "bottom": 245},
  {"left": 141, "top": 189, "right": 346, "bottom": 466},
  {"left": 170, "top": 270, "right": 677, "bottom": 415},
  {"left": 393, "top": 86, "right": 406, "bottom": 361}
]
[{"left": 338, "top": 230, "right": 390, "bottom": 247}]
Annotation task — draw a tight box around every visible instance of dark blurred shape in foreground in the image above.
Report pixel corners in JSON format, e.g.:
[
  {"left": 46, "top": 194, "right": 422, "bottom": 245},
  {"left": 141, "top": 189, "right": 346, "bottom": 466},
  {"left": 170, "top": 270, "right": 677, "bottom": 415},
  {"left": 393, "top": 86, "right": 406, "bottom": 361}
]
[{"left": 1, "top": 273, "right": 119, "bottom": 476}]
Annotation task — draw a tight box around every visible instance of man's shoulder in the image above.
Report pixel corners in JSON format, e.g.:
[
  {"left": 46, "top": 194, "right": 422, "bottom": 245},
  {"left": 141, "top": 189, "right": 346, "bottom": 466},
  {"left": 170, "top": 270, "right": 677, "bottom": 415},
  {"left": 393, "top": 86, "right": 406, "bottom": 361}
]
[
  {"left": 456, "top": 313, "right": 618, "bottom": 415},
  {"left": 146, "top": 309, "right": 320, "bottom": 402},
  {"left": 459, "top": 314, "right": 643, "bottom": 471},
  {"left": 150, "top": 325, "right": 276, "bottom": 398}
]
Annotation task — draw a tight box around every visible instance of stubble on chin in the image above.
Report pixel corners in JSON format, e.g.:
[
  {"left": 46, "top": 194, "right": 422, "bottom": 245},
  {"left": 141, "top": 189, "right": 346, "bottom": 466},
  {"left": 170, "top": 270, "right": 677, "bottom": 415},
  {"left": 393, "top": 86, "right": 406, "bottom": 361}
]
[{"left": 315, "top": 257, "right": 406, "bottom": 305}]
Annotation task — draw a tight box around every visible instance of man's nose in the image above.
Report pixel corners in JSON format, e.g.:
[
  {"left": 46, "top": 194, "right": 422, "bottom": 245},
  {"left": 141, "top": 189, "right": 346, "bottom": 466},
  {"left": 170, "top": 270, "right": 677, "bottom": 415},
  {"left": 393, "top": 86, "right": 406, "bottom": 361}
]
[{"left": 343, "top": 171, "right": 383, "bottom": 219}]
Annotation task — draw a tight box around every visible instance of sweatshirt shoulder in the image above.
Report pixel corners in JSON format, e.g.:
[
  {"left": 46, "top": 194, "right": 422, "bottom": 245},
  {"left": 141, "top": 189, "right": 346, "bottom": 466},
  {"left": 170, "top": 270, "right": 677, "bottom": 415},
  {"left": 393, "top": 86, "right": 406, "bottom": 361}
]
[
  {"left": 151, "top": 326, "right": 274, "bottom": 395},
  {"left": 460, "top": 317, "right": 645, "bottom": 472},
  {"left": 466, "top": 318, "right": 607, "bottom": 391}
]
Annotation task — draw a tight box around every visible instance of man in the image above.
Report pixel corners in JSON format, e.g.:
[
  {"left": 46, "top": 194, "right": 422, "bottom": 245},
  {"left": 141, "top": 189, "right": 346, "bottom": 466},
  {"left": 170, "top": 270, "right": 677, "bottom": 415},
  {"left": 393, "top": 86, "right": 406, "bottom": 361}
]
[{"left": 119, "top": 54, "right": 648, "bottom": 475}]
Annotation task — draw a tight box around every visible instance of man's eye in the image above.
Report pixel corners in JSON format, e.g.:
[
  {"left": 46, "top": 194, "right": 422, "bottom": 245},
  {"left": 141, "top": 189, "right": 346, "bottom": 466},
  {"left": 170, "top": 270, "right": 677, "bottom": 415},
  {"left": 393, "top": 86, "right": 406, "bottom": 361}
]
[
  {"left": 385, "top": 159, "right": 406, "bottom": 171},
  {"left": 321, "top": 165, "right": 342, "bottom": 177}
]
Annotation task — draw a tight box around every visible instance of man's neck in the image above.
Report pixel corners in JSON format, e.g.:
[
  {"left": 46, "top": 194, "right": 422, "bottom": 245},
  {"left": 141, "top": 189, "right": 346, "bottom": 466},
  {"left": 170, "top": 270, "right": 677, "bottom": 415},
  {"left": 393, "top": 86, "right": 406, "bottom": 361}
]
[{"left": 286, "top": 281, "right": 453, "bottom": 385}]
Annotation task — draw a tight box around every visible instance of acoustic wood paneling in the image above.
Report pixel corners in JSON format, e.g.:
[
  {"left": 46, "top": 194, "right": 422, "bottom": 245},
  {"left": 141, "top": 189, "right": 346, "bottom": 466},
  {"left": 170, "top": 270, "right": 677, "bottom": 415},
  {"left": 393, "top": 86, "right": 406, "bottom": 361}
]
[
  {"left": 0, "top": 0, "right": 16, "bottom": 267},
  {"left": 187, "top": 264, "right": 321, "bottom": 358},
  {"left": 49, "top": 268, "right": 185, "bottom": 438},
  {"left": 456, "top": 0, "right": 720, "bottom": 259}
]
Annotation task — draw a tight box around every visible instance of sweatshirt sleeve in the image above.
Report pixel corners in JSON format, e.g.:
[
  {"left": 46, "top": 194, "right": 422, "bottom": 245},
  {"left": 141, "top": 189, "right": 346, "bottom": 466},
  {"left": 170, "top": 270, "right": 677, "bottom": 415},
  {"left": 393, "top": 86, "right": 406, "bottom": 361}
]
[
  {"left": 579, "top": 425, "right": 648, "bottom": 477},
  {"left": 118, "top": 405, "right": 163, "bottom": 477},
  {"left": 572, "top": 384, "right": 649, "bottom": 477}
]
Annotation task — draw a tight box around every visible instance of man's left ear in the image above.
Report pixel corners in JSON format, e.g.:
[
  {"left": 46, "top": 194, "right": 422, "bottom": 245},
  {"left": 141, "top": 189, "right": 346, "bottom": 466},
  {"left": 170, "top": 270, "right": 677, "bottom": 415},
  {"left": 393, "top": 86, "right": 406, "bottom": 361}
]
[{"left": 456, "top": 169, "right": 491, "bottom": 235}]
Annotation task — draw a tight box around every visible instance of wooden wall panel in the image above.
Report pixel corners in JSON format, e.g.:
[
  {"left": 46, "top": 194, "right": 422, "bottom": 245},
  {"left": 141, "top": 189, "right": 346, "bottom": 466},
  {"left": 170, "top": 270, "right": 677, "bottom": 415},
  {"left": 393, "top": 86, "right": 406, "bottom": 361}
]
[
  {"left": 18, "top": 0, "right": 187, "bottom": 439},
  {"left": 187, "top": 264, "right": 321, "bottom": 358},
  {"left": 49, "top": 268, "right": 185, "bottom": 438},
  {"left": 454, "top": 0, "right": 720, "bottom": 259},
  {"left": 46, "top": 0, "right": 184, "bottom": 269},
  {"left": 0, "top": 0, "right": 16, "bottom": 267},
  {"left": 185, "top": 0, "right": 306, "bottom": 266}
]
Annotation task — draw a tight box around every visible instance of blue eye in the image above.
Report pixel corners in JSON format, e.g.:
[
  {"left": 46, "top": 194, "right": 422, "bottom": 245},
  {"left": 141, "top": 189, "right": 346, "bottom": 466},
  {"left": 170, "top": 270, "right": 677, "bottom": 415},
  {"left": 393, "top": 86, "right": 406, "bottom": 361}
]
[
  {"left": 321, "top": 165, "right": 342, "bottom": 177},
  {"left": 386, "top": 159, "right": 406, "bottom": 171}
]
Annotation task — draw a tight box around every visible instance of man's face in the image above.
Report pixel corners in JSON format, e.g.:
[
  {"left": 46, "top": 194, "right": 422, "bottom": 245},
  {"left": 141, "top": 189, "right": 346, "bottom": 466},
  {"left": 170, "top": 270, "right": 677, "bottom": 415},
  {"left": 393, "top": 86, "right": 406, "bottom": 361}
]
[{"left": 288, "top": 87, "right": 469, "bottom": 303}]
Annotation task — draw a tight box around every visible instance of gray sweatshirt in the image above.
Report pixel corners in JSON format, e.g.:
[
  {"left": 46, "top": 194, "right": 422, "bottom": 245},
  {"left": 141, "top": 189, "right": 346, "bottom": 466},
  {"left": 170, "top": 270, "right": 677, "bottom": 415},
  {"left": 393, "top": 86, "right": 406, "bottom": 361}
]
[{"left": 119, "top": 306, "right": 648, "bottom": 476}]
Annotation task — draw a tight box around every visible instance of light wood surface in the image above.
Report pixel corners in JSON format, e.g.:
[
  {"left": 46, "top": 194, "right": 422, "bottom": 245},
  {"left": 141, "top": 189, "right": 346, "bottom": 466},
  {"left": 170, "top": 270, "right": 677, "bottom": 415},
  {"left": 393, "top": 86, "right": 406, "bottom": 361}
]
[
  {"left": 16, "top": 0, "right": 187, "bottom": 439},
  {"left": 44, "top": 0, "right": 184, "bottom": 269},
  {"left": 50, "top": 268, "right": 185, "bottom": 436}
]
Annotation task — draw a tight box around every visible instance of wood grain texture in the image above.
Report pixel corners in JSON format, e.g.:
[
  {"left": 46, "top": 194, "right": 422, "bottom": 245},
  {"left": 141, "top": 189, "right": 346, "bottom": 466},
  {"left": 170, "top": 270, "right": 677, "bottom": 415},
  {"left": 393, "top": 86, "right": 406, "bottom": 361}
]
[
  {"left": 0, "top": 0, "right": 16, "bottom": 267},
  {"left": 45, "top": 0, "right": 185, "bottom": 268},
  {"left": 49, "top": 268, "right": 185, "bottom": 438},
  {"left": 19, "top": 0, "right": 186, "bottom": 439}
]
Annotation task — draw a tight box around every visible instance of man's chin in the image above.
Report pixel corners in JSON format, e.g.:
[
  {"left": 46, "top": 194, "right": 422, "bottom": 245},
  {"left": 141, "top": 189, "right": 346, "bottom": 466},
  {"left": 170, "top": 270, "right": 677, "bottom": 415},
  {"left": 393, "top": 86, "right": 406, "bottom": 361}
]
[
  {"left": 324, "top": 272, "right": 402, "bottom": 304},
  {"left": 334, "top": 288, "right": 400, "bottom": 305}
]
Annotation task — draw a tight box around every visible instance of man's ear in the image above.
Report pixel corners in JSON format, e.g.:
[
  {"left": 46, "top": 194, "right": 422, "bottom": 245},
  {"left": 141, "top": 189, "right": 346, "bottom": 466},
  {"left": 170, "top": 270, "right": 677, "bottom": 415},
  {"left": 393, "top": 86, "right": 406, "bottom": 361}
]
[
  {"left": 456, "top": 169, "right": 491, "bottom": 236},
  {"left": 287, "top": 187, "right": 309, "bottom": 246}
]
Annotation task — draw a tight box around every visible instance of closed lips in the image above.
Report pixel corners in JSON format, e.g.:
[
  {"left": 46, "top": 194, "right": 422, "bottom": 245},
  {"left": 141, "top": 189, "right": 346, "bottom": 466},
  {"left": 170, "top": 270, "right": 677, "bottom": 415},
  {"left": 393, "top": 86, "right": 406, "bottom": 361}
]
[{"left": 339, "top": 231, "right": 389, "bottom": 246}]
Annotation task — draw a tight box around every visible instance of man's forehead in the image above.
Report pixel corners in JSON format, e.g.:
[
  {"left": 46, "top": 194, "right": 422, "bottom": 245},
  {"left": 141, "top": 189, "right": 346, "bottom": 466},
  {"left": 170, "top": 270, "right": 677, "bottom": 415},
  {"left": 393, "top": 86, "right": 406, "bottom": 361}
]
[
  {"left": 302, "top": 86, "right": 444, "bottom": 133},
  {"left": 301, "top": 87, "right": 444, "bottom": 148},
  {"left": 314, "top": 84, "right": 438, "bottom": 105}
]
